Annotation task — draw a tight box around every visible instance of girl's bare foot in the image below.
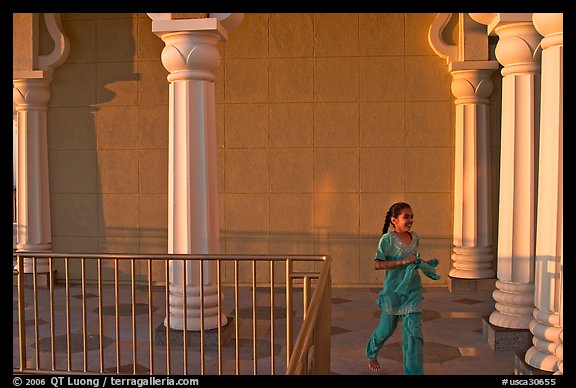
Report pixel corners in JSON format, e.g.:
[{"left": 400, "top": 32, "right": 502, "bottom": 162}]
[{"left": 368, "top": 358, "right": 380, "bottom": 372}]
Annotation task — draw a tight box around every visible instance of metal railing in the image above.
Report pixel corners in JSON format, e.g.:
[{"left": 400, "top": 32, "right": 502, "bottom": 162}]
[
  {"left": 13, "top": 252, "right": 331, "bottom": 375},
  {"left": 286, "top": 259, "right": 331, "bottom": 374}
]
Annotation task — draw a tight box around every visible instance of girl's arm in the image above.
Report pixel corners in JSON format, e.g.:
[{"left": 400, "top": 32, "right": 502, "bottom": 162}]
[{"left": 374, "top": 255, "right": 418, "bottom": 270}]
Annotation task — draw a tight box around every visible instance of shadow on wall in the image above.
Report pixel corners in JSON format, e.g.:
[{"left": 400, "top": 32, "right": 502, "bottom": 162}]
[
  {"left": 48, "top": 14, "right": 146, "bottom": 254},
  {"left": 91, "top": 15, "right": 141, "bottom": 254}
]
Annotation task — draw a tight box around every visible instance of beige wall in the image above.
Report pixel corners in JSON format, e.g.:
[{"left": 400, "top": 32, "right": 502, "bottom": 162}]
[
  {"left": 44, "top": 13, "right": 501, "bottom": 287},
  {"left": 13, "top": 13, "right": 35, "bottom": 71}
]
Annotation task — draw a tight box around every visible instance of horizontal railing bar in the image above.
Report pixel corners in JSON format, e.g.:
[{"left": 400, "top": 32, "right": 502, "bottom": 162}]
[
  {"left": 13, "top": 252, "right": 328, "bottom": 261},
  {"left": 290, "top": 272, "right": 320, "bottom": 279},
  {"left": 13, "top": 370, "right": 143, "bottom": 376}
]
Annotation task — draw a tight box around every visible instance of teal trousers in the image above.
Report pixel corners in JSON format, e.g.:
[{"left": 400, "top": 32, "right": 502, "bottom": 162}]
[{"left": 366, "top": 311, "right": 424, "bottom": 375}]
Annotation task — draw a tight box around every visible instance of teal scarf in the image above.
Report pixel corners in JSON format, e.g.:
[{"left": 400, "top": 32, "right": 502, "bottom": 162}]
[{"left": 394, "top": 258, "right": 440, "bottom": 296}]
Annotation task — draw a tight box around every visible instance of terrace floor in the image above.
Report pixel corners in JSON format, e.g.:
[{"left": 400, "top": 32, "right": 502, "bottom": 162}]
[{"left": 14, "top": 280, "right": 516, "bottom": 376}]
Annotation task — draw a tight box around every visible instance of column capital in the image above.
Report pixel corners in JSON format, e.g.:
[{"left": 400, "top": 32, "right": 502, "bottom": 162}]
[
  {"left": 13, "top": 77, "right": 52, "bottom": 111},
  {"left": 161, "top": 31, "right": 223, "bottom": 82},
  {"left": 471, "top": 13, "right": 541, "bottom": 75},
  {"left": 533, "top": 13, "right": 563, "bottom": 49},
  {"left": 449, "top": 63, "right": 500, "bottom": 105},
  {"left": 150, "top": 17, "right": 233, "bottom": 83}
]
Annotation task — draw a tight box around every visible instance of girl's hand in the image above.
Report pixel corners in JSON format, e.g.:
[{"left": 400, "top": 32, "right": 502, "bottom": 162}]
[
  {"left": 395, "top": 256, "right": 417, "bottom": 267},
  {"left": 404, "top": 255, "right": 418, "bottom": 265}
]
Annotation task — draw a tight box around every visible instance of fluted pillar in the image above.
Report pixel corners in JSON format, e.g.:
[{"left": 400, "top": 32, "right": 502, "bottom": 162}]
[
  {"left": 525, "top": 13, "right": 563, "bottom": 372},
  {"left": 554, "top": 215, "right": 563, "bottom": 375},
  {"left": 13, "top": 13, "right": 69, "bottom": 273},
  {"left": 449, "top": 64, "right": 499, "bottom": 279},
  {"left": 429, "top": 13, "right": 498, "bottom": 281},
  {"left": 482, "top": 14, "right": 542, "bottom": 329},
  {"left": 13, "top": 76, "right": 53, "bottom": 272},
  {"left": 149, "top": 14, "right": 242, "bottom": 330},
  {"left": 554, "top": 246, "right": 563, "bottom": 374},
  {"left": 554, "top": 221, "right": 563, "bottom": 375}
]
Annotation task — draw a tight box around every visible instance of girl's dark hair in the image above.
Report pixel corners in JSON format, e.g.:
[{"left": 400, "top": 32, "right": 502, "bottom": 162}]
[{"left": 382, "top": 202, "right": 412, "bottom": 235}]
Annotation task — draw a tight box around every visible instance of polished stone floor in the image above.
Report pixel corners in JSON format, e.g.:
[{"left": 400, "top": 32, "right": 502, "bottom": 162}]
[
  {"left": 329, "top": 287, "right": 515, "bottom": 375},
  {"left": 14, "top": 281, "right": 515, "bottom": 375}
]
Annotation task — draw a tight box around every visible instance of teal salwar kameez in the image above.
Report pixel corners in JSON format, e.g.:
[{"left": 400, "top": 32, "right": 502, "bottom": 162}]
[{"left": 365, "top": 231, "right": 439, "bottom": 375}]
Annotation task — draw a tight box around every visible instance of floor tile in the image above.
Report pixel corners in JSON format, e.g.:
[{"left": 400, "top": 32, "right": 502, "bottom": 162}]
[{"left": 14, "top": 285, "right": 517, "bottom": 375}]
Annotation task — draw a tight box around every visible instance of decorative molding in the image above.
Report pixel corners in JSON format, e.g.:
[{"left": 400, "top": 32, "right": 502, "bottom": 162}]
[
  {"left": 37, "top": 13, "right": 69, "bottom": 72},
  {"left": 430, "top": 13, "right": 493, "bottom": 66},
  {"left": 428, "top": 13, "right": 458, "bottom": 64}
]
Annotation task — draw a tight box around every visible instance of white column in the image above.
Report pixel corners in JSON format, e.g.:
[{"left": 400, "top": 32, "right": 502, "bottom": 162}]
[
  {"left": 554, "top": 214, "right": 563, "bottom": 375},
  {"left": 484, "top": 14, "right": 542, "bottom": 329},
  {"left": 13, "top": 13, "right": 69, "bottom": 273},
  {"left": 449, "top": 63, "right": 499, "bottom": 279},
  {"left": 13, "top": 74, "right": 53, "bottom": 273},
  {"left": 428, "top": 13, "right": 498, "bottom": 280},
  {"left": 554, "top": 331, "right": 563, "bottom": 375},
  {"left": 150, "top": 15, "right": 241, "bottom": 330},
  {"left": 554, "top": 236, "right": 563, "bottom": 375},
  {"left": 525, "top": 13, "right": 563, "bottom": 372}
]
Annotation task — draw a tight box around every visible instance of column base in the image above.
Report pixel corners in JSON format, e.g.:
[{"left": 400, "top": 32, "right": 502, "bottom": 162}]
[
  {"left": 13, "top": 269, "right": 56, "bottom": 288},
  {"left": 515, "top": 351, "right": 555, "bottom": 375},
  {"left": 482, "top": 316, "right": 532, "bottom": 352},
  {"left": 155, "top": 316, "right": 234, "bottom": 350},
  {"left": 448, "top": 276, "right": 496, "bottom": 294}
]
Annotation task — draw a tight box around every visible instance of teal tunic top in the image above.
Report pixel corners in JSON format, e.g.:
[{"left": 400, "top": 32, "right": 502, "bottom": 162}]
[{"left": 374, "top": 231, "right": 422, "bottom": 315}]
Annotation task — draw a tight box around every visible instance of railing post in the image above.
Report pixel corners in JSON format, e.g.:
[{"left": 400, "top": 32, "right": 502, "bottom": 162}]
[
  {"left": 286, "top": 259, "right": 293, "bottom": 365},
  {"left": 303, "top": 275, "right": 311, "bottom": 319},
  {"left": 16, "top": 255, "right": 26, "bottom": 371},
  {"left": 313, "top": 268, "right": 331, "bottom": 374}
]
